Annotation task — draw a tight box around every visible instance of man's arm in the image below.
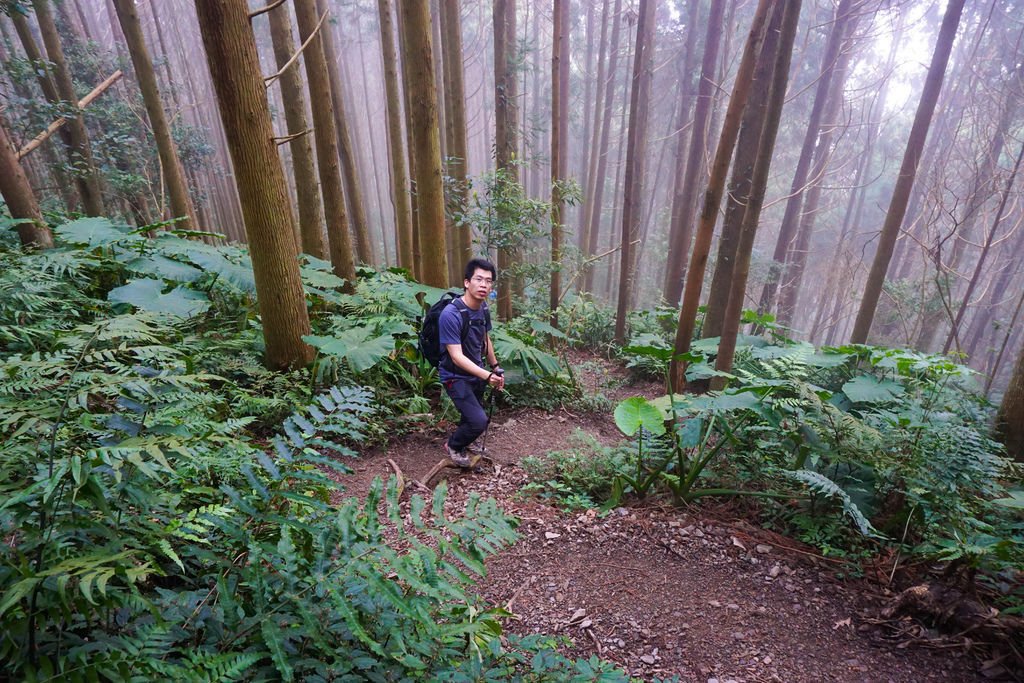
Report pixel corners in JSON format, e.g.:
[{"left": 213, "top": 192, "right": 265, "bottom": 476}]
[{"left": 446, "top": 341, "right": 504, "bottom": 390}]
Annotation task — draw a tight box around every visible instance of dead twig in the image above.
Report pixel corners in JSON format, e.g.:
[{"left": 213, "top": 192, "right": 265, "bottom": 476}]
[{"left": 264, "top": 8, "right": 329, "bottom": 87}]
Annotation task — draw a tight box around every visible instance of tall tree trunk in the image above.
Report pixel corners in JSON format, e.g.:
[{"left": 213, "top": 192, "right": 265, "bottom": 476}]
[
  {"left": 997, "top": 339, "right": 1024, "bottom": 461},
  {"left": 582, "top": 0, "right": 623, "bottom": 295},
  {"left": 668, "top": 0, "right": 773, "bottom": 392},
  {"left": 757, "top": 0, "right": 856, "bottom": 317},
  {"left": 440, "top": 0, "right": 472, "bottom": 277},
  {"left": 193, "top": 0, "right": 312, "bottom": 369},
  {"left": 377, "top": 0, "right": 414, "bottom": 270},
  {"left": 31, "top": 0, "right": 104, "bottom": 216},
  {"left": 396, "top": 4, "right": 421, "bottom": 278},
  {"left": 11, "top": 10, "right": 88, "bottom": 214},
  {"left": 0, "top": 116, "right": 53, "bottom": 248},
  {"left": 713, "top": 0, "right": 801, "bottom": 385},
  {"left": 703, "top": 2, "right": 785, "bottom": 340},
  {"left": 315, "top": 0, "right": 374, "bottom": 266},
  {"left": 112, "top": 0, "right": 196, "bottom": 231},
  {"left": 613, "top": 0, "right": 656, "bottom": 345},
  {"left": 943, "top": 135, "right": 1024, "bottom": 355},
  {"left": 577, "top": 0, "right": 609, "bottom": 265},
  {"left": 396, "top": 0, "right": 448, "bottom": 287},
  {"left": 268, "top": 2, "right": 326, "bottom": 259},
  {"left": 294, "top": 0, "right": 356, "bottom": 283},
  {"left": 774, "top": 36, "right": 856, "bottom": 328},
  {"left": 850, "top": 0, "right": 966, "bottom": 344},
  {"left": 662, "top": 0, "right": 720, "bottom": 307},
  {"left": 549, "top": 0, "right": 569, "bottom": 325},
  {"left": 494, "top": 0, "right": 519, "bottom": 318}
]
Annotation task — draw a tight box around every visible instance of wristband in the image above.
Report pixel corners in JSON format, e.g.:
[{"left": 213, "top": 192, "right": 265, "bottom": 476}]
[
  {"left": 486, "top": 371, "right": 494, "bottom": 382},
  {"left": 490, "top": 362, "right": 500, "bottom": 369}
]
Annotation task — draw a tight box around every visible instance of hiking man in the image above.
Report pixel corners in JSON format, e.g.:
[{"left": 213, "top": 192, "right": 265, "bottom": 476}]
[{"left": 440, "top": 258, "right": 504, "bottom": 467}]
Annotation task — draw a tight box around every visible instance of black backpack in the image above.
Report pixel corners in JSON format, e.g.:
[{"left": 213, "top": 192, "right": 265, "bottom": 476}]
[{"left": 418, "top": 291, "right": 473, "bottom": 368}]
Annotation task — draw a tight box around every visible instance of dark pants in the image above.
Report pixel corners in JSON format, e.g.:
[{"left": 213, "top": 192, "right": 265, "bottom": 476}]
[{"left": 445, "top": 377, "right": 488, "bottom": 452}]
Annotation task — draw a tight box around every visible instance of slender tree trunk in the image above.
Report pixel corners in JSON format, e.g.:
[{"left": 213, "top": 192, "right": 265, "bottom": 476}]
[
  {"left": 268, "top": 3, "right": 326, "bottom": 258},
  {"left": 294, "top": 0, "right": 356, "bottom": 283},
  {"left": 850, "top": 0, "right": 966, "bottom": 344},
  {"left": 577, "top": 0, "right": 609, "bottom": 264},
  {"left": 703, "top": 2, "right": 785, "bottom": 340},
  {"left": 0, "top": 117, "right": 53, "bottom": 248},
  {"left": 549, "top": 0, "right": 570, "bottom": 325},
  {"left": 316, "top": 0, "right": 374, "bottom": 266},
  {"left": 397, "top": 0, "right": 448, "bottom": 287},
  {"left": 112, "top": 0, "right": 196, "bottom": 231},
  {"left": 582, "top": 0, "right": 623, "bottom": 294},
  {"left": 396, "top": 5, "right": 421, "bottom": 278},
  {"left": 193, "top": 0, "right": 312, "bottom": 369},
  {"left": 377, "top": 0, "right": 414, "bottom": 270},
  {"left": 775, "top": 37, "right": 857, "bottom": 327},
  {"left": 943, "top": 135, "right": 1024, "bottom": 355},
  {"left": 713, "top": 0, "right": 801, "bottom": 385},
  {"left": 758, "top": 0, "right": 856, "bottom": 317},
  {"left": 32, "top": 0, "right": 105, "bottom": 216},
  {"left": 997, "top": 338, "right": 1024, "bottom": 461},
  {"left": 662, "top": 0, "right": 718, "bottom": 307},
  {"left": 668, "top": 0, "right": 773, "bottom": 392},
  {"left": 494, "top": 0, "right": 519, "bottom": 318},
  {"left": 613, "top": 0, "right": 656, "bottom": 345},
  {"left": 440, "top": 0, "right": 472, "bottom": 276}
]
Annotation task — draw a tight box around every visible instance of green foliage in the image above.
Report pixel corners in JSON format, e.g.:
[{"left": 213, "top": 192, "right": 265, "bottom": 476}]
[
  {"left": 0, "top": 225, "right": 645, "bottom": 680},
  {"left": 520, "top": 432, "right": 633, "bottom": 510}
]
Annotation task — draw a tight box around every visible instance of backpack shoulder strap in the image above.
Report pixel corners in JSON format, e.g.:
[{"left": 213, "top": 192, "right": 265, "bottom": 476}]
[{"left": 449, "top": 295, "right": 471, "bottom": 342}]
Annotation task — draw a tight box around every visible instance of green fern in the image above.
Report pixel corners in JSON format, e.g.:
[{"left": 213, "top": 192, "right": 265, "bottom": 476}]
[{"left": 786, "top": 469, "right": 879, "bottom": 538}]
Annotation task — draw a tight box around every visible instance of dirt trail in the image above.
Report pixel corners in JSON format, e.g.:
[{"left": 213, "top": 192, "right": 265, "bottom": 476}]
[{"left": 337, "top": 360, "right": 986, "bottom": 682}]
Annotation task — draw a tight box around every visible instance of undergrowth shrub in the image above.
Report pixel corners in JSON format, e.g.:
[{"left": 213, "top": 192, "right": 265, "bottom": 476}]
[
  {"left": 0, "top": 220, "right": 664, "bottom": 680},
  {"left": 520, "top": 431, "right": 633, "bottom": 510}
]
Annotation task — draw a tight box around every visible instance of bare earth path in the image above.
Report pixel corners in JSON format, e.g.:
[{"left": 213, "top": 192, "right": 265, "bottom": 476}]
[{"left": 336, "top": 358, "right": 986, "bottom": 682}]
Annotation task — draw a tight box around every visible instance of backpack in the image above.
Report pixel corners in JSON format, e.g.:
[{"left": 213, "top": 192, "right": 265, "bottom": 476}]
[{"left": 418, "top": 291, "right": 474, "bottom": 368}]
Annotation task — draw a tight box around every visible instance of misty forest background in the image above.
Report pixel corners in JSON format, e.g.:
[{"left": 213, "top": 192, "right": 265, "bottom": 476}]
[{"left": 2, "top": 0, "right": 1024, "bottom": 679}]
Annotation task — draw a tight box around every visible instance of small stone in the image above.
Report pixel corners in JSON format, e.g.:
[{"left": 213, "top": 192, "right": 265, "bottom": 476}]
[
  {"left": 544, "top": 531, "right": 561, "bottom": 540},
  {"left": 640, "top": 655, "right": 656, "bottom": 664},
  {"left": 769, "top": 564, "right": 782, "bottom": 578},
  {"left": 756, "top": 544, "right": 773, "bottom": 554},
  {"left": 764, "top": 656, "right": 773, "bottom": 665},
  {"left": 580, "top": 618, "right": 593, "bottom": 629}
]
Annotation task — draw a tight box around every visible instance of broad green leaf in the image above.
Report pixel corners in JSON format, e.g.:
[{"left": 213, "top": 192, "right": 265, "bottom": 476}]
[
  {"left": 841, "top": 375, "right": 905, "bottom": 404},
  {"left": 530, "top": 318, "right": 567, "bottom": 339},
  {"left": 125, "top": 254, "right": 203, "bottom": 283},
  {"left": 108, "top": 278, "right": 211, "bottom": 318},
  {"left": 304, "top": 328, "right": 397, "bottom": 373},
  {"left": 187, "top": 251, "right": 257, "bottom": 292},
  {"left": 992, "top": 490, "right": 1024, "bottom": 510},
  {"left": 55, "top": 217, "right": 136, "bottom": 247},
  {"left": 613, "top": 397, "right": 666, "bottom": 437}
]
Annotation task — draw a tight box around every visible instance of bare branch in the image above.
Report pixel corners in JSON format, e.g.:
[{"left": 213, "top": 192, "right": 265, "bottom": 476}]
[
  {"left": 249, "top": 0, "right": 287, "bottom": 20},
  {"left": 274, "top": 129, "right": 311, "bottom": 145},
  {"left": 17, "top": 70, "right": 123, "bottom": 160},
  {"left": 264, "top": 7, "right": 329, "bottom": 87}
]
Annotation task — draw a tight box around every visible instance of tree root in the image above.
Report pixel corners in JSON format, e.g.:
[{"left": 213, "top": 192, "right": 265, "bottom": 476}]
[
  {"left": 882, "top": 582, "right": 1024, "bottom": 675},
  {"left": 417, "top": 453, "right": 492, "bottom": 489}
]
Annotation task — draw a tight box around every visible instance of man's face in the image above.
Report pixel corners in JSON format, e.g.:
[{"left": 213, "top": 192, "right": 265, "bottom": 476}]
[{"left": 465, "top": 268, "right": 494, "bottom": 300}]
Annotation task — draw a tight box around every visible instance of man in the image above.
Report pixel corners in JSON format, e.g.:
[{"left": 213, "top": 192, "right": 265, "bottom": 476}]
[{"left": 439, "top": 258, "right": 505, "bottom": 467}]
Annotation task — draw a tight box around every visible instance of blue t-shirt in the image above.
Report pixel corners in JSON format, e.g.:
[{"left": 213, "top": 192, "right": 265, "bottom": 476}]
[{"left": 438, "top": 298, "right": 491, "bottom": 381}]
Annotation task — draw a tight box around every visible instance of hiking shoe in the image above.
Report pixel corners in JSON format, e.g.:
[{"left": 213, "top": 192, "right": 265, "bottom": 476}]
[
  {"left": 466, "top": 442, "right": 486, "bottom": 456},
  {"left": 445, "top": 443, "right": 471, "bottom": 468}
]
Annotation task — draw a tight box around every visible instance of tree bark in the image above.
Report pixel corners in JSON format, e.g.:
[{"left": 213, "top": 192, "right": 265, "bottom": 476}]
[
  {"left": 582, "top": 0, "right": 623, "bottom": 295},
  {"left": 494, "top": 0, "right": 519, "bottom": 318},
  {"left": 294, "top": 0, "right": 356, "bottom": 283},
  {"left": 757, "top": 0, "right": 856, "bottom": 318},
  {"left": 268, "top": 2, "right": 327, "bottom": 259},
  {"left": 396, "top": 0, "right": 448, "bottom": 287},
  {"left": 0, "top": 116, "right": 53, "bottom": 248},
  {"left": 997, "top": 340, "right": 1024, "bottom": 461},
  {"left": 662, "top": 0, "right": 721, "bottom": 307},
  {"left": 703, "top": 2, "right": 785, "bottom": 340},
  {"left": 315, "top": 0, "right": 374, "bottom": 266},
  {"left": 440, "top": 0, "right": 472, "bottom": 275},
  {"left": 850, "top": 0, "right": 966, "bottom": 344},
  {"left": 668, "top": 0, "right": 773, "bottom": 392},
  {"left": 377, "top": 0, "right": 414, "bottom": 270},
  {"left": 549, "top": 0, "right": 570, "bottom": 325},
  {"left": 713, "top": 0, "right": 801, "bottom": 385},
  {"left": 193, "top": 0, "right": 312, "bottom": 369},
  {"left": 613, "top": 0, "right": 656, "bottom": 345},
  {"left": 112, "top": 0, "right": 196, "bottom": 231}
]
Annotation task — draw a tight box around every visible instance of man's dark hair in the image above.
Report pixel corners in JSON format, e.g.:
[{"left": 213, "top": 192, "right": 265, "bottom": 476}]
[{"left": 464, "top": 258, "right": 496, "bottom": 282}]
